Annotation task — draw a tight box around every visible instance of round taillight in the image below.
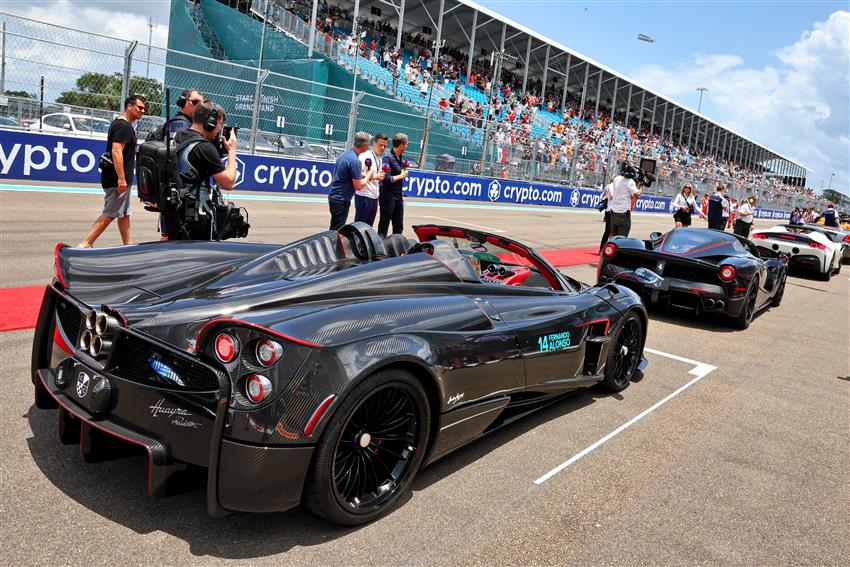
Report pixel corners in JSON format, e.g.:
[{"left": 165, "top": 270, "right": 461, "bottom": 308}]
[
  {"left": 602, "top": 243, "right": 617, "bottom": 258},
  {"left": 808, "top": 242, "right": 826, "bottom": 250},
  {"left": 752, "top": 233, "right": 767, "bottom": 240},
  {"left": 719, "top": 265, "right": 737, "bottom": 282},
  {"left": 245, "top": 374, "right": 272, "bottom": 403},
  {"left": 255, "top": 339, "right": 283, "bottom": 367},
  {"left": 214, "top": 333, "right": 239, "bottom": 363}
]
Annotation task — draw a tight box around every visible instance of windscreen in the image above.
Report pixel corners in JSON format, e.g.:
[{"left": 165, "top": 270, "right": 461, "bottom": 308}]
[{"left": 661, "top": 230, "right": 740, "bottom": 256}]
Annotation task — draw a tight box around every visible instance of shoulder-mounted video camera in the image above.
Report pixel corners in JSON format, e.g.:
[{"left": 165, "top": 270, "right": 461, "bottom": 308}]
[
  {"left": 619, "top": 158, "right": 657, "bottom": 187},
  {"left": 216, "top": 125, "right": 238, "bottom": 155}
]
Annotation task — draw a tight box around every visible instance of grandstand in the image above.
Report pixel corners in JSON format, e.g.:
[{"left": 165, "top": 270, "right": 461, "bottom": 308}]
[{"left": 172, "top": 0, "right": 811, "bottom": 200}]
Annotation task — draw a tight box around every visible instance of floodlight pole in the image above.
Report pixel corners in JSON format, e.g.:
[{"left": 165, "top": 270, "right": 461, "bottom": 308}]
[
  {"left": 347, "top": 18, "right": 365, "bottom": 147},
  {"left": 697, "top": 86, "right": 708, "bottom": 113},
  {"left": 419, "top": 38, "right": 445, "bottom": 169},
  {"left": 0, "top": 19, "right": 6, "bottom": 98}
]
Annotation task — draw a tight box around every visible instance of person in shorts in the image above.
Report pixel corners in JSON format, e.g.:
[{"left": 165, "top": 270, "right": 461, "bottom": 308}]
[{"left": 79, "top": 94, "right": 145, "bottom": 247}]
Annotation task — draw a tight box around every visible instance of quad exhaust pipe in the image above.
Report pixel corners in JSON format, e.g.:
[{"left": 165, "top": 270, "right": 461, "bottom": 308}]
[
  {"left": 90, "top": 335, "right": 112, "bottom": 358},
  {"left": 79, "top": 310, "right": 118, "bottom": 357},
  {"left": 705, "top": 299, "right": 715, "bottom": 308}
]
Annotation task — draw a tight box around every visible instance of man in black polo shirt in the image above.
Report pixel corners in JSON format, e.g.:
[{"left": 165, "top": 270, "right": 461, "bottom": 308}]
[
  {"left": 378, "top": 132, "right": 410, "bottom": 236},
  {"left": 79, "top": 94, "right": 145, "bottom": 247}
]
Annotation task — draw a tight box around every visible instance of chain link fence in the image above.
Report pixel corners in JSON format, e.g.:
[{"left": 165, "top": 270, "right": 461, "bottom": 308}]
[{"left": 0, "top": 8, "right": 822, "bottom": 212}]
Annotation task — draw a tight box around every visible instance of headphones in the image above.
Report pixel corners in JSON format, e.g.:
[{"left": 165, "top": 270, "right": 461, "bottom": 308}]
[
  {"left": 202, "top": 105, "right": 221, "bottom": 132},
  {"left": 175, "top": 89, "right": 191, "bottom": 108}
]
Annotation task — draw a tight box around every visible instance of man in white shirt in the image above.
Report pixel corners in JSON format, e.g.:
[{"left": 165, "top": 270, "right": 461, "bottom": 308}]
[
  {"left": 734, "top": 196, "right": 756, "bottom": 237},
  {"left": 606, "top": 171, "right": 643, "bottom": 238},
  {"left": 355, "top": 133, "right": 388, "bottom": 226}
]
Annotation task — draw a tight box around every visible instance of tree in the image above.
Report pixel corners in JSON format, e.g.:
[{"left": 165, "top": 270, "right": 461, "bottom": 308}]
[
  {"left": 4, "top": 90, "right": 35, "bottom": 98},
  {"left": 56, "top": 72, "right": 163, "bottom": 115}
]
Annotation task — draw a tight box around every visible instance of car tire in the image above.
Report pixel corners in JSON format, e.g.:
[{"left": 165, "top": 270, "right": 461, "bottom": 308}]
[
  {"left": 732, "top": 276, "right": 759, "bottom": 330},
  {"left": 770, "top": 270, "right": 787, "bottom": 307},
  {"left": 600, "top": 312, "right": 644, "bottom": 392},
  {"left": 302, "top": 369, "right": 431, "bottom": 525},
  {"left": 820, "top": 256, "right": 833, "bottom": 281},
  {"left": 833, "top": 258, "right": 842, "bottom": 275}
]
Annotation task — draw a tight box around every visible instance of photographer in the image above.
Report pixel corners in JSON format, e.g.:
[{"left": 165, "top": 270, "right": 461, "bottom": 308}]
[
  {"left": 147, "top": 88, "right": 203, "bottom": 142},
  {"left": 607, "top": 163, "right": 644, "bottom": 238},
  {"left": 161, "top": 101, "right": 238, "bottom": 239}
]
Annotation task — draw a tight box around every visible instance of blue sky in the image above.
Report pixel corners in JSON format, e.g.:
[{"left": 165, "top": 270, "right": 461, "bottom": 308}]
[{"left": 477, "top": 0, "right": 845, "bottom": 116}]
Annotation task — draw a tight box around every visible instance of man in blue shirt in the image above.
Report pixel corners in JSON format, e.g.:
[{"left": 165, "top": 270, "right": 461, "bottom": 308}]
[
  {"left": 378, "top": 132, "right": 410, "bottom": 236},
  {"left": 706, "top": 185, "right": 727, "bottom": 230},
  {"left": 328, "top": 132, "right": 376, "bottom": 230},
  {"left": 821, "top": 203, "right": 839, "bottom": 228}
]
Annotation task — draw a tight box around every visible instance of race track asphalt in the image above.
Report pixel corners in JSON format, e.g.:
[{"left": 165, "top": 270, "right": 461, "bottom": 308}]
[{"left": 1, "top": 187, "right": 848, "bottom": 566}]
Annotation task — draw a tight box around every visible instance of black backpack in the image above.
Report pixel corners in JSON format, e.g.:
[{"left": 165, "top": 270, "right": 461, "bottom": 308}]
[{"left": 136, "top": 139, "right": 184, "bottom": 211}]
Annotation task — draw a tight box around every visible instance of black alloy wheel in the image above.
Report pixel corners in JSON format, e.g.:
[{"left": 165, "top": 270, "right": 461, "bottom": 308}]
[
  {"left": 732, "top": 276, "right": 759, "bottom": 329},
  {"left": 303, "top": 370, "right": 430, "bottom": 525},
  {"left": 601, "top": 312, "right": 643, "bottom": 392},
  {"left": 770, "top": 271, "right": 787, "bottom": 307},
  {"left": 820, "top": 255, "right": 833, "bottom": 281}
]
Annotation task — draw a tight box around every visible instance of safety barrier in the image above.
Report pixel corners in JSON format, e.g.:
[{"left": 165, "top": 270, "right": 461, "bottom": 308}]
[{"left": 0, "top": 130, "right": 790, "bottom": 220}]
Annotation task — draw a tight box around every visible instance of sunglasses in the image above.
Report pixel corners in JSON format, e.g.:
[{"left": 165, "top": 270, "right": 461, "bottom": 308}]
[
  {"left": 188, "top": 98, "right": 202, "bottom": 105},
  {"left": 135, "top": 105, "right": 147, "bottom": 111}
]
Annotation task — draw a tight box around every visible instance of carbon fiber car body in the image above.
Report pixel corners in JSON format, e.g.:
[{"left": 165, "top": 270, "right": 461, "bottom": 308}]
[
  {"left": 32, "top": 223, "right": 647, "bottom": 518},
  {"left": 598, "top": 227, "right": 787, "bottom": 325}
]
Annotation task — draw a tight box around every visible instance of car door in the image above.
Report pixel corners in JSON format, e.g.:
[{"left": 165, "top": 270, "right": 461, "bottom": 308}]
[
  {"left": 483, "top": 288, "right": 614, "bottom": 394},
  {"left": 413, "top": 224, "right": 614, "bottom": 394}
]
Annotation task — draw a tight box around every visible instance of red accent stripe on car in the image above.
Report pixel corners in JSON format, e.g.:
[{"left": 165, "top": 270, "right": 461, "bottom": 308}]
[
  {"left": 53, "top": 325, "right": 74, "bottom": 354},
  {"left": 54, "top": 243, "right": 68, "bottom": 289},
  {"left": 576, "top": 318, "right": 611, "bottom": 336},
  {"left": 196, "top": 318, "right": 324, "bottom": 350},
  {"left": 304, "top": 395, "right": 336, "bottom": 437}
]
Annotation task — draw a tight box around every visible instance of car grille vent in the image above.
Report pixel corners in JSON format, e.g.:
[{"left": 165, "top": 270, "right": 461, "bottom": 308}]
[
  {"left": 109, "top": 333, "right": 219, "bottom": 391},
  {"left": 56, "top": 300, "right": 82, "bottom": 343}
]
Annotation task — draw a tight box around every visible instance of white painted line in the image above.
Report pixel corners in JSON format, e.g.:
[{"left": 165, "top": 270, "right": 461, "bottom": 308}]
[
  {"left": 533, "top": 348, "right": 717, "bottom": 485},
  {"left": 423, "top": 216, "right": 506, "bottom": 233}
]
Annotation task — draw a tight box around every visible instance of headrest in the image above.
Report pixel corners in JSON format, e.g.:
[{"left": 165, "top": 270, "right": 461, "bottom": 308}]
[
  {"left": 383, "top": 234, "right": 417, "bottom": 257},
  {"left": 339, "top": 222, "right": 386, "bottom": 260}
]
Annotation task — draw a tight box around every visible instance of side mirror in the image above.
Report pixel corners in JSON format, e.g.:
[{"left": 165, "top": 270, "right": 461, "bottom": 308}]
[
  {"left": 649, "top": 231, "right": 663, "bottom": 240},
  {"left": 63, "top": 123, "right": 72, "bottom": 130}
]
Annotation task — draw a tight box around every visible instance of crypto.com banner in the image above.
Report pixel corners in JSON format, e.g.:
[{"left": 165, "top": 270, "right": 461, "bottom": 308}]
[{"left": 1, "top": 130, "right": 789, "bottom": 220}]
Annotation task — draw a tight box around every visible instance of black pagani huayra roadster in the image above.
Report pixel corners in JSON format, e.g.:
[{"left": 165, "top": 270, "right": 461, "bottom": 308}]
[
  {"left": 597, "top": 227, "right": 788, "bottom": 329},
  {"left": 32, "top": 223, "right": 648, "bottom": 525}
]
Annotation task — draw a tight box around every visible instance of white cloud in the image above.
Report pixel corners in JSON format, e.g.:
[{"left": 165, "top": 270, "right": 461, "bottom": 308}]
[
  {"left": 633, "top": 11, "right": 850, "bottom": 195},
  {"left": 6, "top": 0, "right": 169, "bottom": 47},
  {"left": 3, "top": 1, "right": 169, "bottom": 101}
]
